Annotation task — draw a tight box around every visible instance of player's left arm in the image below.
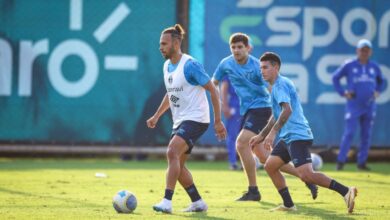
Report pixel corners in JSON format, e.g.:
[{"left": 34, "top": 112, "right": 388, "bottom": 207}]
[
  {"left": 263, "top": 102, "right": 292, "bottom": 150},
  {"left": 272, "top": 102, "right": 292, "bottom": 131},
  {"left": 203, "top": 81, "right": 227, "bottom": 141},
  {"left": 374, "top": 65, "right": 386, "bottom": 98}
]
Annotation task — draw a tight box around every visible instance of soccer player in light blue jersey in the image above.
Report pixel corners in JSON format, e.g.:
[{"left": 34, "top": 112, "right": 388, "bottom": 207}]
[
  {"left": 147, "top": 24, "right": 226, "bottom": 214},
  {"left": 250, "top": 52, "right": 357, "bottom": 213},
  {"left": 332, "top": 39, "right": 386, "bottom": 171},
  {"left": 213, "top": 33, "right": 317, "bottom": 201}
]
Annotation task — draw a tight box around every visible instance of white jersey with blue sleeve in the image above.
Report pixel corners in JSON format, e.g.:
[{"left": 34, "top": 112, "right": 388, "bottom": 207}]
[{"left": 163, "top": 54, "right": 210, "bottom": 129}]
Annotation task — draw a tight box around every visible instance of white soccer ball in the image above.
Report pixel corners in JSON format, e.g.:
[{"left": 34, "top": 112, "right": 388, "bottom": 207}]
[
  {"left": 112, "top": 190, "right": 137, "bottom": 213},
  {"left": 311, "top": 153, "right": 323, "bottom": 171}
]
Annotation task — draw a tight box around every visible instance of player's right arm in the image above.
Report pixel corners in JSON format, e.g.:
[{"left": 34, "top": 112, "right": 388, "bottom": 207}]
[
  {"left": 146, "top": 94, "right": 169, "bottom": 128},
  {"left": 332, "top": 62, "right": 353, "bottom": 99},
  {"left": 220, "top": 79, "right": 231, "bottom": 118}
]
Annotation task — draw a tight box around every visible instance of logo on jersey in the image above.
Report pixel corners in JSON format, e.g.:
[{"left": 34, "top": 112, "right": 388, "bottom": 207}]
[
  {"left": 352, "top": 68, "right": 358, "bottom": 74},
  {"left": 168, "top": 75, "right": 173, "bottom": 84},
  {"left": 244, "top": 70, "right": 254, "bottom": 79},
  {"left": 369, "top": 68, "right": 375, "bottom": 75},
  {"left": 170, "top": 95, "right": 180, "bottom": 107}
]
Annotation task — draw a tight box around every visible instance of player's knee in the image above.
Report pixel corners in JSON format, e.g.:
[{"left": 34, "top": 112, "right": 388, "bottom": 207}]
[
  {"left": 236, "top": 138, "right": 247, "bottom": 153},
  {"left": 166, "top": 147, "right": 180, "bottom": 161},
  {"left": 257, "top": 154, "right": 268, "bottom": 164},
  {"left": 264, "top": 162, "right": 275, "bottom": 173},
  {"left": 253, "top": 148, "right": 267, "bottom": 163}
]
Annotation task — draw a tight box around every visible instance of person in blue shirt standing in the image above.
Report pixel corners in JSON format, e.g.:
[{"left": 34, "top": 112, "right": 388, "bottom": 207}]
[
  {"left": 332, "top": 39, "right": 386, "bottom": 171},
  {"left": 213, "top": 33, "right": 317, "bottom": 201},
  {"left": 250, "top": 52, "right": 357, "bottom": 213},
  {"left": 221, "top": 77, "right": 242, "bottom": 170}
]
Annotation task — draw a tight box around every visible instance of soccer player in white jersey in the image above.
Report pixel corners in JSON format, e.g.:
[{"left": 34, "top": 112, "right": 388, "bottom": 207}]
[
  {"left": 147, "top": 24, "right": 226, "bottom": 214},
  {"left": 250, "top": 52, "right": 357, "bottom": 213},
  {"left": 213, "top": 33, "right": 317, "bottom": 201}
]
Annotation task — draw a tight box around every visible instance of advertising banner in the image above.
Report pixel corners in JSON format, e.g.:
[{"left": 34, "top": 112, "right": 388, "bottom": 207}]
[
  {"left": 0, "top": 0, "right": 175, "bottom": 145},
  {"left": 200, "top": 0, "right": 390, "bottom": 146}
]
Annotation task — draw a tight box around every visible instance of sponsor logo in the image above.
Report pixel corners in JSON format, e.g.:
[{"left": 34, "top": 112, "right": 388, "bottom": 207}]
[
  {"left": 167, "top": 86, "right": 184, "bottom": 92},
  {"left": 170, "top": 95, "right": 180, "bottom": 107},
  {"left": 0, "top": 1, "right": 137, "bottom": 98}
]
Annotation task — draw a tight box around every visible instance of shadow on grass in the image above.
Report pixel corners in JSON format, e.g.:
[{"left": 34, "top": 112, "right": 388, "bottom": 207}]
[
  {"left": 176, "top": 212, "right": 232, "bottom": 220},
  {"left": 297, "top": 202, "right": 367, "bottom": 219},
  {"left": 259, "top": 200, "right": 361, "bottom": 219}
]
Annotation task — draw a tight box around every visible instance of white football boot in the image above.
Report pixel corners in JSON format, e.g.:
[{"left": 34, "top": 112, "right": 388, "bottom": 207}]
[
  {"left": 153, "top": 198, "right": 172, "bottom": 214},
  {"left": 344, "top": 187, "right": 358, "bottom": 213},
  {"left": 183, "top": 199, "right": 208, "bottom": 212}
]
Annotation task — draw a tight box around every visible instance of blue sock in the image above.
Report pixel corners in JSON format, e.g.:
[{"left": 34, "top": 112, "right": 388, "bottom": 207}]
[
  {"left": 185, "top": 184, "right": 201, "bottom": 202},
  {"left": 248, "top": 186, "right": 259, "bottom": 194},
  {"left": 278, "top": 187, "right": 294, "bottom": 208},
  {"left": 329, "top": 180, "right": 349, "bottom": 196},
  {"left": 164, "top": 189, "right": 174, "bottom": 200}
]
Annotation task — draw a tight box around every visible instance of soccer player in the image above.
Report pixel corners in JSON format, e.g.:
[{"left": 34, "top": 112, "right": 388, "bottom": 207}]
[
  {"left": 212, "top": 33, "right": 317, "bottom": 201},
  {"left": 250, "top": 52, "right": 357, "bottom": 213},
  {"left": 332, "top": 39, "right": 386, "bottom": 171},
  {"left": 147, "top": 24, "right": 226, "bottom": 214}
]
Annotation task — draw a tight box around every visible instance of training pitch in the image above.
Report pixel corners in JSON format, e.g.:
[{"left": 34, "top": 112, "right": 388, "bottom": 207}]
[{"left": 0, "top": 158, "right": 389, "bottom": 219}]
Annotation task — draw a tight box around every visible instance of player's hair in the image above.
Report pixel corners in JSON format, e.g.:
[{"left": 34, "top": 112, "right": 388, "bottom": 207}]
[
  {"left": 260, "top": 52, "right": 281, "bottom": 69},
  {"left": 162, "top": 24, "right": 185, "bottom": 41},
  {"left": 229, "top": 33, "right": 249, "bottom": 46}
]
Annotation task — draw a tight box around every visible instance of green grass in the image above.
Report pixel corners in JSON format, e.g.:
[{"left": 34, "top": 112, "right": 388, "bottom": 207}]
[{"left": 0, "top": 158, "right": 389, "bottom": 219}]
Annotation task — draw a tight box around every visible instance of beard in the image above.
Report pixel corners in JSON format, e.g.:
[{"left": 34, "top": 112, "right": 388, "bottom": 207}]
[{"left": 162, "top": 53, "right": 169, "bottom": 59}]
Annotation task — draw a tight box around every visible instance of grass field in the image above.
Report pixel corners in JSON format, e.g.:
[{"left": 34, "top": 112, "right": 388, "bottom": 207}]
[{"left": 0, "top": 158, "right": 389, "bottom": 219}]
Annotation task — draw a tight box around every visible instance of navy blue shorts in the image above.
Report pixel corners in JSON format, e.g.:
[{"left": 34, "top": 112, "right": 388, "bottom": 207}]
[
  {"left": 171, "top": 120, "right": 209, "bottom": 154},
  {"left": 271, "top": 140, "right": 313, "bottom": 168},
  {"left": 241, "top": 107, "right": 272, "bottom": 134}
]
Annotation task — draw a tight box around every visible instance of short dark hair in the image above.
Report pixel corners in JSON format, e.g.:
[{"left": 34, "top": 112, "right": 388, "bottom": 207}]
[
  {"left": 229, "top": 33, "right": 249, "bottom": 46},
  {"left": 260, "top": 52, "right": 281, "bottom": 69},
  {"left": 162, "top": 24, "right": 185, "bottom": 41}
]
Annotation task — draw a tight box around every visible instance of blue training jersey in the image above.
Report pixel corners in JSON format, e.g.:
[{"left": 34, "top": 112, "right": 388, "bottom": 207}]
[
  {"left": 168, "top": 58, "right": 210, "bottom": 86},
  {"left": 213, "top": 55, "right": 271, "bottom": 115},
  {"left": 272, "top": 75, "right": 313, "bottom": 143},
  {"left": 332, "top": 58, "right": 385, "bottom": 116}
]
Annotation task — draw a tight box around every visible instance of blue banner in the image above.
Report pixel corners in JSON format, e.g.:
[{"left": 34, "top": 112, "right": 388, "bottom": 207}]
[
  {"left": 197, "top": 0, "right": 390, "bottom": 146},
  {"left": 0, "top": 0, "right": 175, "bottom": 145}
]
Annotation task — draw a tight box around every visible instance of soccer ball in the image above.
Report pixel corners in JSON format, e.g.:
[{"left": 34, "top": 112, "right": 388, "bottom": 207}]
[
  {"left": 112, "top": 190, "right": 137, "bottom": 213},
  {"left": 311, "top": 153, "right": 323, "bottom": 171}
]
